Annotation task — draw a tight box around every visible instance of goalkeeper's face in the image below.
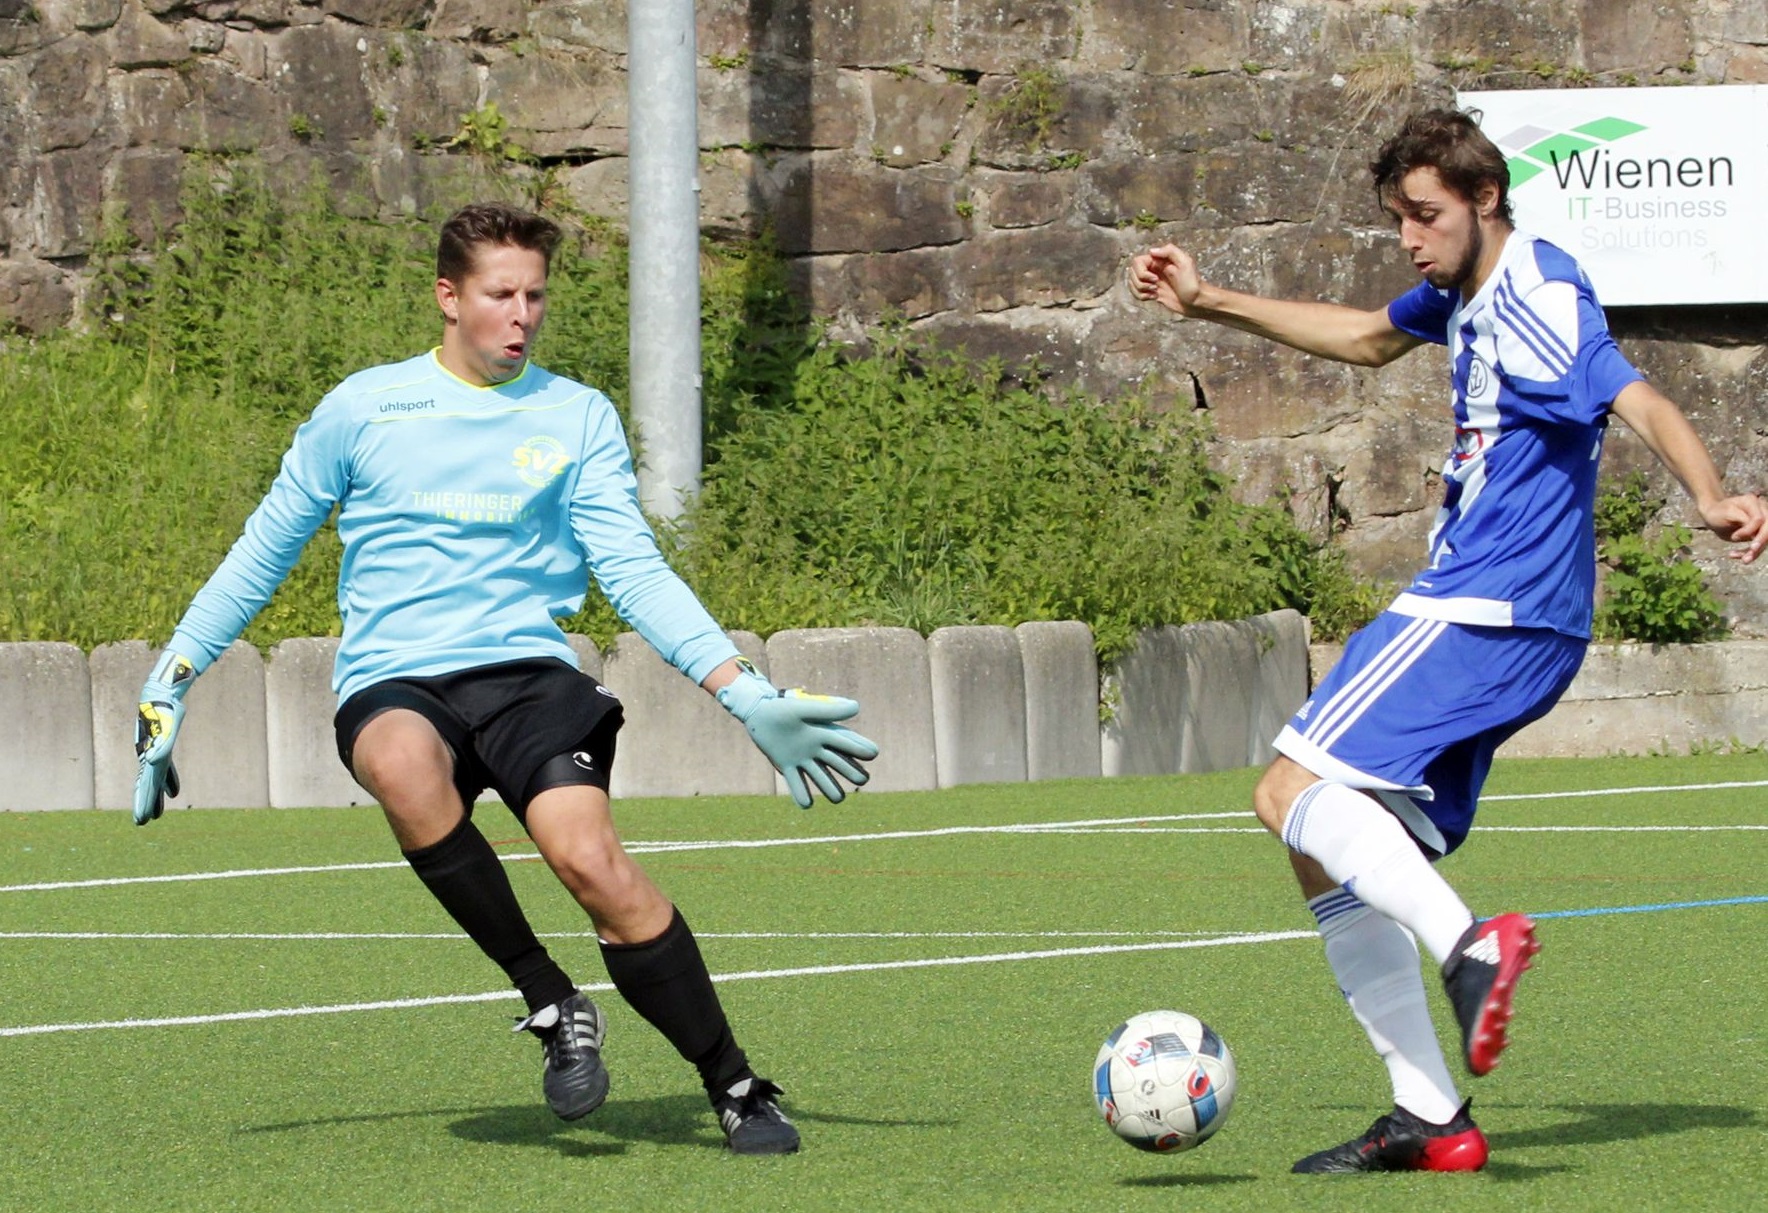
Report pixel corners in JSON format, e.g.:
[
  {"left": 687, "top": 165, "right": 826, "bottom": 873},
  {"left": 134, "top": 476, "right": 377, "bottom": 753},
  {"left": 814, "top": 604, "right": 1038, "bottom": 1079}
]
[{"left": 436, "top": 242, "right": 550, "bottom": 386}]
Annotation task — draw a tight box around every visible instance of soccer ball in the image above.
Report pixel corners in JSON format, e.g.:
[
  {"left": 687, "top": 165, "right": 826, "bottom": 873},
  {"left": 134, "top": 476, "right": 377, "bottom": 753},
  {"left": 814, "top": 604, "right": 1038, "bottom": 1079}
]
[{"left": 1093, "top": 1009, "right": 1237, "bottom": 1152}]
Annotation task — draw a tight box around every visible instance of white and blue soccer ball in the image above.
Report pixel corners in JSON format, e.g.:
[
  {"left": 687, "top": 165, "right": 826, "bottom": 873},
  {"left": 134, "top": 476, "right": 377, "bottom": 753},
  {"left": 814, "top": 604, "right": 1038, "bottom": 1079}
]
[{"left": 1093, "top": 1009, "right": 1237, "bottom": 1152}]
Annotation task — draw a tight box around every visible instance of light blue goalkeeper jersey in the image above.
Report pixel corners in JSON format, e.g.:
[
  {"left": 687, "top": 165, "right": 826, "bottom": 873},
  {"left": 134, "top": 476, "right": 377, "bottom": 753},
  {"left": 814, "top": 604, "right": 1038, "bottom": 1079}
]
[
  {"left": 1384, "top": 231, "right": 1644, "bottom": 639},
  {"left": 168, "top": 351, "right": 739, "bottom": 703}
]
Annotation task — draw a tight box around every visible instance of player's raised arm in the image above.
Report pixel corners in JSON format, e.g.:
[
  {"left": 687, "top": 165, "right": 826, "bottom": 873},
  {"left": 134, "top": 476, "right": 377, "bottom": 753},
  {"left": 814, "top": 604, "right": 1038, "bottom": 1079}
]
[
  {"left": 1128, "top": 243, "right": 1424, "bottom": 368},
  {"left": 1610, "top": 380, "right": 1768, "bottom": 563}
]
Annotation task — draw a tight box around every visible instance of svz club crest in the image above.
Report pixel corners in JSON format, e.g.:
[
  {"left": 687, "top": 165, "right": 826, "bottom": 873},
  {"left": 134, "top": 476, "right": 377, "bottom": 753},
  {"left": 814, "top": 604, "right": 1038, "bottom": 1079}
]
[{"left": 513, "top": 435, "right": 570, "bottom": 487}]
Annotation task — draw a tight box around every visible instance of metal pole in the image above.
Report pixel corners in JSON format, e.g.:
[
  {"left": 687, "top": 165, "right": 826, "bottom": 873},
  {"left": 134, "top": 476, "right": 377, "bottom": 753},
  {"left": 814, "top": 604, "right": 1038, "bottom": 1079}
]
[{"left": 627, "top": 0, "right": 702, "bottom": 520}]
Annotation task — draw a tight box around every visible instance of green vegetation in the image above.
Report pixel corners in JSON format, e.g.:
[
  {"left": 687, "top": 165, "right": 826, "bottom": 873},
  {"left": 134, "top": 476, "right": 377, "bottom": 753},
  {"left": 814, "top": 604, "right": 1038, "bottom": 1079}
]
[
  {"left": 448, "top": 102, "right": 534, "bottom": 165},
  {"left": 669, "top": 326, "right": 1367, "bottom": 661},
  {"left": 0, "top": 160, "right": 1374, "bottom": 659},
  {"left": 1593, "top": 471, "right": 1727, "bottom": 644}
]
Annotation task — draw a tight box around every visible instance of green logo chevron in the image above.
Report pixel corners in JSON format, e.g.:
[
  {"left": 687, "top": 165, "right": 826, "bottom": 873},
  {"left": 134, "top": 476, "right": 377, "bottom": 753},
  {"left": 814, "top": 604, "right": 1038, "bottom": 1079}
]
[{"left": 1503, "top": 116, "right": 1647, "bottom": 188}]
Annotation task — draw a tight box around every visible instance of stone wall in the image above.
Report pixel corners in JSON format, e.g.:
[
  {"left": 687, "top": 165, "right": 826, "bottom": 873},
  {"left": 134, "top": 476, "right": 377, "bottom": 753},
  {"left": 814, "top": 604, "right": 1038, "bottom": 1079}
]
[{"left": 5, "top": 0, "right": 1768, "bottom": 620}]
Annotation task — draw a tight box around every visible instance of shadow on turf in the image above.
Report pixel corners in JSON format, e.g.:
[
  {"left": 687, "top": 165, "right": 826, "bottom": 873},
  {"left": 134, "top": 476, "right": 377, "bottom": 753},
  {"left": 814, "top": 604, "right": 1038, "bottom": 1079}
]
[
  {"left": 1488, "top": 1102, "right": 1757, "bottom": 1151},
  {"left": 243, "top": 1095, "right": 934, "bottom": 1157},
  {"left": 1120, "top": 1173, "right": 1255, "bottom": 1188},
  {"left": 1477, "top": 1103, "right": 1758, "bottom": 1181},
  {"left": 450, "top": 1095, "right": 936, "bottom": 1156}
]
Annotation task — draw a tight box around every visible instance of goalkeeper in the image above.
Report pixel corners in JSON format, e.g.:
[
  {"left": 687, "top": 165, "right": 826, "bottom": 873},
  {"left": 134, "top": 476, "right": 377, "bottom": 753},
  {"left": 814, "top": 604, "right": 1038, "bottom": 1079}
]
[{"left": 131, "top": 201, "right": 877, "bottom": 1156}]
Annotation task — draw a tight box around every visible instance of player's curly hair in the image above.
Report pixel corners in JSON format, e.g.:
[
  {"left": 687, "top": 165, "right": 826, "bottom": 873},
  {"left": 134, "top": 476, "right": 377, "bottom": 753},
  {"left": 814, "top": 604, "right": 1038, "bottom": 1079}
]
[
  {"left": 436, "top": 202, "right": 563, "bottom": 283},
  {"left": 1370, "top": 108, "right": 1513, "bottom": 225}
]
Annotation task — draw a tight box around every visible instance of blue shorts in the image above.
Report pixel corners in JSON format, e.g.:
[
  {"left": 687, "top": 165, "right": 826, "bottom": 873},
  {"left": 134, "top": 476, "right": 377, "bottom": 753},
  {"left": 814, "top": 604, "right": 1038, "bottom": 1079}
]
[{"left": 1274, "top": 612, "right": 1585, "bottom": 856}]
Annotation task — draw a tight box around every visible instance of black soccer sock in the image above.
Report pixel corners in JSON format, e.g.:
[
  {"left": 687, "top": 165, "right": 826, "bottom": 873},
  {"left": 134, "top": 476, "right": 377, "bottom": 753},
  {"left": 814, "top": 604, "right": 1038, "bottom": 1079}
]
[
  {"left": 600, "top": 907, "right": 751, "bottom": 1096},
  {"left": 402, "top": 816, "right": 577, "bottom": 1014}
]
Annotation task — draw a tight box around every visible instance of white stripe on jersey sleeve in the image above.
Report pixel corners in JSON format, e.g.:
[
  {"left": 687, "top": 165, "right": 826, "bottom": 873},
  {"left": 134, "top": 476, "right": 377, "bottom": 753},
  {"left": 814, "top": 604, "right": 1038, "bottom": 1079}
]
[{"left": 1492, "top": 278, "right": 1577, "bottom": 381}]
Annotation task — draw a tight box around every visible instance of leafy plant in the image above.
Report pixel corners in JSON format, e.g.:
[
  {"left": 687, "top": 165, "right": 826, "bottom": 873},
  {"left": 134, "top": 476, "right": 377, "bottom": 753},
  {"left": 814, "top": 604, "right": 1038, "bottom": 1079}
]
[
  {"left": 668, "top": 326, "right": 1349, "bottom": 664},
  {"left": 449, "top": 103, "right": 535, "bottom": 165},
  {"left": 1593, "top": 471, "right": 1726, "bottom": 643}
]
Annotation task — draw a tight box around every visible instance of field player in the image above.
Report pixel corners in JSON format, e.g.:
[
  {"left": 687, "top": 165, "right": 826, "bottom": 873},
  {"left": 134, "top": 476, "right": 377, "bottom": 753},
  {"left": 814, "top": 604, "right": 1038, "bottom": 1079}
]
[
  {"left": 1129, "top": 108, "right": 1766, "bottom": 1172},
  {"left": 129, "top": 201, "right": 879, "bottom": 1155}
]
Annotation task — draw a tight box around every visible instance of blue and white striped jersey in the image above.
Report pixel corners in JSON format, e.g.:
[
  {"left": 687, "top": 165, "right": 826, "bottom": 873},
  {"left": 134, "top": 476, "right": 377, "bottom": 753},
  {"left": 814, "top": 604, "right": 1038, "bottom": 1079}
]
[
  {"left": 168, "top": 351, "right": 739, "bottom": 702},
  {"left": 1384, "top": 232, "right": 1643, "bottom": 639}
]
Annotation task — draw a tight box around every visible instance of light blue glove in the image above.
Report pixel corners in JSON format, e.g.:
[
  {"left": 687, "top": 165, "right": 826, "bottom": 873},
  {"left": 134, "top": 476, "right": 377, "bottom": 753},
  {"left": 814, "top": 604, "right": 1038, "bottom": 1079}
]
[
  {"left": 133, "top": 650, "right": 196, "bottom": 825},
  {"left": 716, "top": 659, "right": 879, "bottom": 808}
]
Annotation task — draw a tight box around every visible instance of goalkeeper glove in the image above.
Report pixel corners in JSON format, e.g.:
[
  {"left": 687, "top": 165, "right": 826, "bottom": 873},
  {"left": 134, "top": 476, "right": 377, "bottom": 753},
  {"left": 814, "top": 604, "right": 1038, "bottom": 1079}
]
[
  {"left": 716, "top": 659, "right": 879, "bottom": 808},
  {"left": 134, "top": 650, "right": 196, "bottom": 826}
]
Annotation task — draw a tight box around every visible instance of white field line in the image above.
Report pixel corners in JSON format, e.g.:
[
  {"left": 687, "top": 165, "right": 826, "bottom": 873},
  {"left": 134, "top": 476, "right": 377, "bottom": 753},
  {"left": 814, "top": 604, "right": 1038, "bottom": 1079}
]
[
  {"left": 626, "top": 812, "right": 1251, "bottom": 852},
  {"left": 1482, "top": 780, "right": 1768, "bottom": 801},
  {"left": 0, "top": 931, "right": 1313, "bottom": 1038},
  {"left": 0, "top": 928, "right": 1245, "bottom": 942},
  {"left": 1, "top": 860, "right": 413, "bottom": 893},
  {"left": 1040, "top": 824, "right": 1763, "bottom": 834},
  {"left": 8, "top": 792, "right": 1767, "bottom": 896},
  {"left": 0, "top": 813, "right": 1248, "bottom": 893},
  {"left": 1483, "top": 824, "right": 1767, "bottom": 832}
]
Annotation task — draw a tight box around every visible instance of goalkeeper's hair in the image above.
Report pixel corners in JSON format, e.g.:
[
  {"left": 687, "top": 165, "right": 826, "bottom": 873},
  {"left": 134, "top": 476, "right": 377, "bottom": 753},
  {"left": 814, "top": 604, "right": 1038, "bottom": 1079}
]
[
  {"left": 1370, "top": 108, "right": 1513, "bottom": 225},
  {"left": 437, "top": 202, "right": 563, "bottom": 284}
]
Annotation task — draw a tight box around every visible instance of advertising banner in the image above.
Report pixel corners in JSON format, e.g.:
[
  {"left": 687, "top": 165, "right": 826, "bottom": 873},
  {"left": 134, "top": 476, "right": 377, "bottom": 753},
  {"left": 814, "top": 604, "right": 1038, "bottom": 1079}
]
[{"left": 1458, "top": 86, "right": 1767, "bottom": 305}]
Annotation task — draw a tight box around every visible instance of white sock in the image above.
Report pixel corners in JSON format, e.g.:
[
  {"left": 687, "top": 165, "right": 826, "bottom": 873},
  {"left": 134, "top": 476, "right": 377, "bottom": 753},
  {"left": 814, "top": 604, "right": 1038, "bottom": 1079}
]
[
  {"left": 1310, "top": 888, "right": 1462, "bottom": 1124},
  {"left": 1282, "top": 780, "right": 1475, "bottom": 965}
]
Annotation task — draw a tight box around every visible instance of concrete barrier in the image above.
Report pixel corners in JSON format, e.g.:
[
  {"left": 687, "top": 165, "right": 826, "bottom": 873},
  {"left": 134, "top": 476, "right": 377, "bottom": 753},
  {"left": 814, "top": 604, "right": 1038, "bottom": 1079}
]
[
  {"left": 565, "top": 634, "right": 605, "bottom": 682},
  {"left": 1017, "top": 620, "right": 1101, "bottom": 780},
  {"left": 1176, "top": 620, "right": 1259, "bottom": 774},
  {"left": 766, "top": 627, "right": 936, "bottom": 794},
  {"left": 1507, "top": 639, "right": 1768, "bottom": 757},
  {"left": 265, "top": 638, "right": 370, "bottom": 809},
  {"left": 1244, "top": 609, "right": 1310, "bottom": 765},
  {"left": 90, "top": 640, "right": 269, "bottom": 811},
  {"left": 17, "top": 622, "right": 1768, "bottom": 812},
  {"left": 1307, "top": 642, "right": 1343, "bottom": 691},
  {"left": 0, "top": 641, "right": 92, "bottom": 810},
  {"left": 1100, "top": 625, "right": 1187, "bottom": 777},
  {"left": 1102, "top": 611, "right": 1307, "bottom": 776},
  {"left": 602, "top": 630, "right": 775, "bottom": 799},
  {"left": 928, "top": 625, "right": 1027, "bottom": 786}
]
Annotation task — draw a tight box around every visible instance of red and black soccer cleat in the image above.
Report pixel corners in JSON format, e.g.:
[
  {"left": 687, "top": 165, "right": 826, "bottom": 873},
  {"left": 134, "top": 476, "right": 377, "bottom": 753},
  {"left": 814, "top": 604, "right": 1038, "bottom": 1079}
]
[
  {"left": 1292, "top": 1100, "right": 1489, "bottom": 1173},
  {"left": 1443, "top": 912, "right": 1541, "bottom": 1076}
]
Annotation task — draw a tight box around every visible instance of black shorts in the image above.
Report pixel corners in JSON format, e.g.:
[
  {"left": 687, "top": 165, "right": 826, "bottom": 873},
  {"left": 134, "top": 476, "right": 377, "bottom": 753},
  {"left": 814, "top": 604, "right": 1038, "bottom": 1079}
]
[{"left": 333, "top": 657, "right": 624, "bottom": 821}]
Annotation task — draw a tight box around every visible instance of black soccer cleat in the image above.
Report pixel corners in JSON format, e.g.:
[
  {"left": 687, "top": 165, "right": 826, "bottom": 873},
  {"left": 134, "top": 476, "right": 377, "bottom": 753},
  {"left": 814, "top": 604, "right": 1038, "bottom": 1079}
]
[
  {"left": 1292, "top": 1100, "right": 1488, "bottom": 1173},
  {"left": 714, "top": 1076, "right": 800, "bottom": 1155},
  {"left": 1442, "top": 913, "right": 1540, "bottom": 1076},
  {"left": 514, "top": 990, "right": 609, "bottom": 1120}
]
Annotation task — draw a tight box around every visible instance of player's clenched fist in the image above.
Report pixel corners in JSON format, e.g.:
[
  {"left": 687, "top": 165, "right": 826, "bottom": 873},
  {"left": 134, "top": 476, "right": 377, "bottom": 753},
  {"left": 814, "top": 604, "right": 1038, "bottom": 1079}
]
[{"left": 1128, "top": 244, "right": 1204, "bottom": 316}]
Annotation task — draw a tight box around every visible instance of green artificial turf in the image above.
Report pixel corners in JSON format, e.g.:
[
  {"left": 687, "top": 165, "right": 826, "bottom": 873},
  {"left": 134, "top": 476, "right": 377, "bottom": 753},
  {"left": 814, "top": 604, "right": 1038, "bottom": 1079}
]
[{"left": 1, "top": 755, "right": 1763, "bottom": 1211}]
